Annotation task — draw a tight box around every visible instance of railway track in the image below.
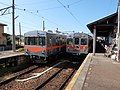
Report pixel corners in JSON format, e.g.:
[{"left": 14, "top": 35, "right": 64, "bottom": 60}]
[
  {"left": 0, "top": 55, "right": 85, "bottom": 90},
  {"left": 0, "top": 65, "right": 39, "bottom": 86},
  {"left": 35, "top": 62, "right": 77, "bottom": 90}
]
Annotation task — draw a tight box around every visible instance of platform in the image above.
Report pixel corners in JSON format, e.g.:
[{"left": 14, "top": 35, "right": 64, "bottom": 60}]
[
  {"left": 0, "top": 50, "right": 24, "bottom": 59},
  {"left": 65, "top": 53, "right": 120, "bottom": 90}
]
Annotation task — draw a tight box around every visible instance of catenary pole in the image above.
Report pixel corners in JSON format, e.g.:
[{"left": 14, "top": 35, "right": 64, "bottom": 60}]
[
  {"left": 19, "top": 22, "right": 21, "bottom": 45},
  {"left": 12, "top": 0, "right": 16, "bottom": 51}
]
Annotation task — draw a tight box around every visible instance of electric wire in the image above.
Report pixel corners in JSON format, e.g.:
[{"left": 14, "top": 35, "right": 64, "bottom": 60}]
[
  {"left": 56, "top": 0, "right": 80, "bottom": 24},
  {"left": 15, "top": 7, "right": 69, "bottom": 30}
]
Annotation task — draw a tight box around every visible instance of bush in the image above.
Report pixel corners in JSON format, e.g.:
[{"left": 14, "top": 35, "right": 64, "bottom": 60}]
[{"left": 17, "top": 48, "right": 24, "bottom": 52}]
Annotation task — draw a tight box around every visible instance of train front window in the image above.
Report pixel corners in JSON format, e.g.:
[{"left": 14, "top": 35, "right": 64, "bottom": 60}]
[
  {"left": 81, "top": 38, "right": 87, "bottom": 45},
  {"left": 75, "top": 38, "right": 79, "bottom": 45},
  {"left": 25, "top": 37, "right": 45, "bottom": 45},
  {"left": 67, "top": 38, "right": 73, "bottom": 45},
  {"left": 38, "top": 37, "right": 45, "bottom": 46},
  {"left": 27, "top": 37, "right": 35, "bottom": 45}
]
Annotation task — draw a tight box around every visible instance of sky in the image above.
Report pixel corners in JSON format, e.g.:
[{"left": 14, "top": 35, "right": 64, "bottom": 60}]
[{"left": 0, "top": 0, "right": 118, "bottom": 35}]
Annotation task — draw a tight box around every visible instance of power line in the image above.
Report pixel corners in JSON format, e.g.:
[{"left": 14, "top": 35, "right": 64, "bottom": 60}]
[
  {"left": 37, "top": 6, "right": 62, "bottom": 11},
  {"left": 15, "top": 7, "right": 69, "bottom": 29},
  {"left": 0, "top": 1, "right": 81, "bottom": 31},
  {"left": 0, "top": 18, "right": 38, "bottom": 33},
  {"left": 0, "top": 3, "right": 68, "bottom": 31},
  {"left": 68, "top": 0, "right": 84, "bottom": 6},
  {"left": 15, "top": 0, "right": 84, "bottom": 12},
  {"left": 0, "top": 12, "right": 12, "bottom": 16},
  {"left": 0, "top": 12, "right": 39, "bottom": 29},
  {"left": 56, "top": 0, "right": 80, "bottom": 24}
]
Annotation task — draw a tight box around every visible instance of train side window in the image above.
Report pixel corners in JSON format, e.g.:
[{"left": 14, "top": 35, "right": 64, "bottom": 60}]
[
  {"left": 75, "top": 38, "right": 79, "bottom": 45},
  {"left": 81, "top": 38, "right": 87, "bottom": 45}
]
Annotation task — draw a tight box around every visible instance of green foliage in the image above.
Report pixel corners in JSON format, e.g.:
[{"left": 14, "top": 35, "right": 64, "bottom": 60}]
[{"left": 17, "top": 48, "right": 24, "bottom": 52}]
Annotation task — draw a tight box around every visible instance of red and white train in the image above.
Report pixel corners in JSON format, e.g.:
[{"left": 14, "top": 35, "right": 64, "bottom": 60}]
[
  {"left": 66, "top": 32, "right": 92, "bottom": 55},
  {"left": 24, "top": 30, "right": 66, "bottom": 63}
]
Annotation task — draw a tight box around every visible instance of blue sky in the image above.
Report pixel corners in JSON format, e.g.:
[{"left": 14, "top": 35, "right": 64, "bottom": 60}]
[{"left": 0, "top": 0, "right": 118, "bottom": 35}]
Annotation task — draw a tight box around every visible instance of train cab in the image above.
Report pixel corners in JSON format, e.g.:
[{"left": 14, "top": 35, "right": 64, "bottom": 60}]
[
  {"left": 24, "top": 30, "right": 67, "bottom": 63},
  {"left": 66, "top": 32, "right": 92, "bottom": 55}
]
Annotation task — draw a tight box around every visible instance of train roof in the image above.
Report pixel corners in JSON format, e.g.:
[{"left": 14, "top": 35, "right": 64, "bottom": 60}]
[
  {"left": 24, "top": 30, "right": 46, "bottom": 37},
  {"left": 66, "top": 32, "right": 92, "bottom": 39},
  {"left": 74, "top": 32, "right": 90, "bottom": 36},
  {"left": 24, "top": 30, "right": 66, "bottom": 37}
]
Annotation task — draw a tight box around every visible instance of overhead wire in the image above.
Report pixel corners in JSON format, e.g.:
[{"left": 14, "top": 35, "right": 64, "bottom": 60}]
[
  {"left": 56, "top": 0, "right": 80, "bottom": 25},
  {"left": 15, "top": 7, "right": 69, "bottom": 30},
  {"left": 0, "top": 0, "right": 84, "bottom": 32},
  {"left": 68, "top": 0, "right": 84, "bottom": 6},
  {"left": 0, "top": 2, "right": 65, "bottom": 33}
]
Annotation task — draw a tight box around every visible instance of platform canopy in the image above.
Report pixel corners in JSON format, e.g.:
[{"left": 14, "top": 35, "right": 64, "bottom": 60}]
[{"left": 87, "top": 13, "right": 117, "bottom": 37}]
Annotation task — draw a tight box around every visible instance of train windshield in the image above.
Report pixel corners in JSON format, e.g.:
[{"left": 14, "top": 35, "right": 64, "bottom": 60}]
[
  {"left": 81, "top": 38, "right": 87, "bottom": 45},
  {"left": 67, "top": 38, "right": 73, "bottom": 44},
  {"left": 38, "top": 37, "right": 45, "bottom": 46},
  {"left": 25, "top": 37, "right": 45, "bottom": 46},
  {"left": 75, "top": 38, "right": 79, "bottom": 45}
]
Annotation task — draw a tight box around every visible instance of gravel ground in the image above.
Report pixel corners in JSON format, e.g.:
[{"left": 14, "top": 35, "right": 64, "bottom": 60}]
[
  {"left": 41, "top": 68, "right": 74, "bottom": 90},
  {"left": 0, "top": 61, "right": 68, "bottom": 90}
]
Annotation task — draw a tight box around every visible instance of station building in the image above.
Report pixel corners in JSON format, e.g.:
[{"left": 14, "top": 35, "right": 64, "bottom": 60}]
[
  {"left": 87, "top": 12, "right": 117, "bottom": 57},
  {"left": 0, "top": 23, "right": 7, "bottom": 45}
]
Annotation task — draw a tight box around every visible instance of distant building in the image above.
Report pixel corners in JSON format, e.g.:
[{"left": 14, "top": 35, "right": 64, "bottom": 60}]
[
  {"left": 0, "top": 23, "right": 7, "bottom": 45},
  {"left": 16, "top": 35, "right": 24, "bottom": 46}
]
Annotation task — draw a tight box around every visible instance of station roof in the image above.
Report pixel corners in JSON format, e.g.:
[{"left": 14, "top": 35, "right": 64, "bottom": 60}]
[
  {"left": 87, "top": 12, "right": 117, "bottom": 37},
  {"left": 0, "top": 23, "right": 7, "bottom": 26}
]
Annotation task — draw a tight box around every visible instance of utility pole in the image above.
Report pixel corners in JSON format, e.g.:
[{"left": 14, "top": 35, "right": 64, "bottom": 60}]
[
  {"left": 43, "top": 21, "right": 45, "bottom": 31},
  {"left": 19, "top": 22, "right": 21, "bottom": 45},
  {"left": 117, "top": 0, "right": 120, "bottom": 61},
  {"left": 12, "top": 0, "right": 16, "bottom": 51}
]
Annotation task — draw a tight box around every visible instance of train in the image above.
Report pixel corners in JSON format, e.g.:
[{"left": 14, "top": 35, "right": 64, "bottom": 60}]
[
  {"left": 66, "top": 32, "right": 92, "bottom": 55},
  {"left": 24, "top": 30, "right": 66, "bottom": 63}
]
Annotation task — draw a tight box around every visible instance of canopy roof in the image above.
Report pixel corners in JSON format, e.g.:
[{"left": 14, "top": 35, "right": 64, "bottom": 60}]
[{"left": 87, "top": 12, "right": 117, "bottom": 37}]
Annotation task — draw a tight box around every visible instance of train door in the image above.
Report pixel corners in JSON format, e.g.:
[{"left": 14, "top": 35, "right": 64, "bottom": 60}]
[
  {"left": 74, "top": 37, "right": 80, "bottom": 54},
  {"left": 66, "top": 38, "right": 73, "bottom": 53},
  {"left": 47, "top": 34, "right": 52, "bottom": 55},
  {"left": 80, "top": 37, "right": 88, "bottom": 54}
]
